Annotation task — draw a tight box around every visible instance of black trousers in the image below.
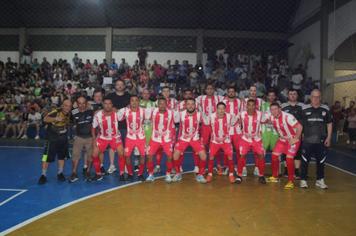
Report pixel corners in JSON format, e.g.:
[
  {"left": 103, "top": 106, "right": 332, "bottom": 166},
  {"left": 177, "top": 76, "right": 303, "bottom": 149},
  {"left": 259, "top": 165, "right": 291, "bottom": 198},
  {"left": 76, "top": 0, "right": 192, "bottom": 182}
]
[{"left": 301, "top": 143, "right": 328, "bottom": 180}]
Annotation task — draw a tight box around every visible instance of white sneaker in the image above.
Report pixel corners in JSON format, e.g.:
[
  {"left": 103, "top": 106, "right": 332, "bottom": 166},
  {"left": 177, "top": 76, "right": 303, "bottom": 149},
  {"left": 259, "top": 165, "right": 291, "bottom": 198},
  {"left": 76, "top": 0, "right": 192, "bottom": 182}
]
[
  {"left": 223, "top": 167, "right": 229, "bottom": 176},
  {"left": 35, "top": 135, "right": 40, "bottom": 140},
  {"left": 300, "top": 180, "right": 308, "bottom": 188},
  {"left": 193, "top": 166, "right": 199, "bottom": 174},
  {"left": 315, "top": 179, "right": 328, "bottom": 189},
  {"left": 146, "top": 174, "right": 155, "bottom": 182},
  {"left": 242, "top": 167, "right": 247, "bottom": 177},
  {"left": 165, "top": 174, "right": 172, "bottom": 183},
  {"left": 195, "top": 174, "right": 207, "bottom": 184},
  {"left": 107, "top": 165, "right": 117, "bottom": 174},
  {"left": 172, "top": 173, "right": 182, "bottom": 182},
  {"left": 253, "top": 166, "right": 260, "bottom": 176},
  {"left": 21, "top": 135, "right": 28, "bottom": 139},
  {"left": 154, "top": 165, "right": 161, "bottom": 174}
]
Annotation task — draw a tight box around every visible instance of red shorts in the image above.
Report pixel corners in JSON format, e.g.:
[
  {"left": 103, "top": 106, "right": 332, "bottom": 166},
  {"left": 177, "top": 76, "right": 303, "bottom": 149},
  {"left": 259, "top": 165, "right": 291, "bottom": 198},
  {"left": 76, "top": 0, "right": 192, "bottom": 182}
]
[
  {"left": 239, "top": 138, "right": 264, "bottom": 156},
  {"left": 209, "top": 142, "right": 233, "bottom": 157},
  {"left": 231, "top": 134, "right": 241, "bottom": 150},
  {"left": 148, "top": 140, "right": 173, "bottom": 157},
  {"left": 200, "top": 124, "right": 211, "bottom": 146},
  {"left": 174, "top": 140, "right": 204, "bottom": 154},
  {"left": 96, "top": 137, "right": 123, "bottom": 153},
  {"left": 273, "top": 139, "right": 301, "bottom": 157},
  {"left": 124, "top": 138, "right": 146, "bottom": 157}
]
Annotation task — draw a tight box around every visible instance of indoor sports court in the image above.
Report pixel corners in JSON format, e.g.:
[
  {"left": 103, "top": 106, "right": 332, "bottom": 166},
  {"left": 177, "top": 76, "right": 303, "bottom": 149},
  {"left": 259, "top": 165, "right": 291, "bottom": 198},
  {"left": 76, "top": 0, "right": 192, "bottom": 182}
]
[{"left": 1, "top": 0, "right": 356, "bottom": 235}]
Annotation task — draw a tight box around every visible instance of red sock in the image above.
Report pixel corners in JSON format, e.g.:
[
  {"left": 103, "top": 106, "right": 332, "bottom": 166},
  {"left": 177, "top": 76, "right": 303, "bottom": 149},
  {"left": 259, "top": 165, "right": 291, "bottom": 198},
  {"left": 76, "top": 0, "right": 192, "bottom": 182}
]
[
  {"left": 174, "top": 159, "right": 181, "bottom": 173},
  {"left": 208, "top": 159, "right": 214, "bottom": 174},
  {"left": 271, "top": 154, "right": 279, "bottom": 178},
  {"left": 199, "top": 160, "right": 206, "bottom": 175},
  {"left": 118, "top": 156, "right": 125, "bottom": 175},
  {"left": 138, "top": 163, "right": 145, "bottom": 176},
  {"left": 92, "top": 156, "right": 101, "bottom": 174},
  {"left": 166, "top": 160, "right": 173, "bottom": 174},
  {"left": 126, "top": 157, "right": 133, "bottom": 175},
  {"left": 193, "top": 153, "right": 199, "bottom": 167},
  {"left": 258, "top": 158, "right": 265, "bottom": 176},
  {"left": 228, "top": 159, "right": 234, "bottom": 174},
  {"left": 286, "top": 158, "right": 295, "bottom": 182},
  {"left": 237, "top": 157, "right": 246, "bottom": 176},
  {"left": 156, "top": 149, "right": 162, "bottom": 166},
  {"left": 147, "top": 160, "right": 154, "bottom": 175}
]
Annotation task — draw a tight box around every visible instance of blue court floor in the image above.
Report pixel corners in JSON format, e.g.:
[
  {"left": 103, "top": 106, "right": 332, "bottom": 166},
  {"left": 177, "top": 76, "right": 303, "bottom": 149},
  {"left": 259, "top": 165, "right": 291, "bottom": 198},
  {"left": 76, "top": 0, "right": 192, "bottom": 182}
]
[{"left": 0, "top": 145, "right": 355, "bottom": 234}]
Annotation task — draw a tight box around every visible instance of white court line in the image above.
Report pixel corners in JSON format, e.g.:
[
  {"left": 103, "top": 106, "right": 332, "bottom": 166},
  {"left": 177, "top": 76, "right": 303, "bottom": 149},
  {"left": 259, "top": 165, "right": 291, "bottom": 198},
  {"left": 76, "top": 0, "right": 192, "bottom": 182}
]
[
  {"left": 325, "top": 163, "right": 356, "bottom": 177},
  {"left": 0, "top": 189, "right": 28, "bottom": 207}
]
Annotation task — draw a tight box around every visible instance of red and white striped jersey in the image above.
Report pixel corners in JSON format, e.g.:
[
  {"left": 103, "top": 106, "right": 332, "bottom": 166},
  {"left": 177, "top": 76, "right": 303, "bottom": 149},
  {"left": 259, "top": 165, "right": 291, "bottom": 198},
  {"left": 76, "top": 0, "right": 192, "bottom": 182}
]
[
  {"left": 210, "top": 113, "right": 236, "bottom": 144},
  {"left": 270, "top": 111, "right": 299, "bottom": 140},
  {"left": 222, "top": 97, "right": 242, "bottom": 135},
  {"left": 166, "top": 98, "right": 178, "bottom": 110},
  {"left": 176, "top": 110, "right": 202, "bottom": 142},
  {"left": 148, "top": 108, "right": 175, "bottom": 143},
  {"left": 242, "top": 97, "right": 263, "bottom": 111},
  {"left": 196, "top": 95, "right": 223, "bottom": 125},
  {"left": 92, "top": 110, "right": 120, "bottom": 140},
  {"left": 240, "top": 110, "right": 267, "bottom": 142},
  {"left": 117, "top": 107, "right": 151, "bottom": 140}
]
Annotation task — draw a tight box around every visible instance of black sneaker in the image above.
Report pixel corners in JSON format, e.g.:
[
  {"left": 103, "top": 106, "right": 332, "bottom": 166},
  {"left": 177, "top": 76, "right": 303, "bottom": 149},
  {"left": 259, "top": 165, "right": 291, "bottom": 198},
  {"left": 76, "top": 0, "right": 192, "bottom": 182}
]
[
  {"left": 85, "top": 172, "right": 92, "bottom": 182},
  {"left": 38, "top": 175, "right": 47, "bottom": 185},
  {"left": 126, "top": 174, "right": 133, "bottom": 181},
  {"left": 235, "top": 175, "right": 243, "bottom": 184},
  {"left": 119, "top": 174, "right": 125, "bottom": 181},
  {"left": 57, "top": 173, "right": 66, "bottom": 182},
  {"left": 91, "top": 174, "right": 103, "bottom": 181},
  {"left": 134, "top": 165, "right": 139, "bottom": 173},
  {"left": 100, "top": 167, "right": 107, "bottom": 175},
  {"left": 259, "top": 176, "right": 266, "bottom": 184},
  {"left": 137, "top": 175, "right": 145, "bottom": 182},
  {"left": 68, "top": 173, "right": 79, "bottom": 183},
  {"left": 82, "top": 167, "right": 88, "bottom": 176}
]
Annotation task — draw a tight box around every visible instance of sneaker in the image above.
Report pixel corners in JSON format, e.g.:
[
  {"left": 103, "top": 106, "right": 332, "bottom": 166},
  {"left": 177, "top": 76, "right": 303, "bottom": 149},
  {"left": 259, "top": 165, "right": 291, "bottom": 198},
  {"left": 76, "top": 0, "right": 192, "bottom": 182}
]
[
  {"left": 165, "top": 174, "right": 172, "bottom": 183},
  {"left": 193, "top": 166, "right": 199, "bottom": 174},
  {"left": 21, "top": 135, "right": 28, "bottom": 139},
  {"left": 134, "top": 165, "right": 139, "bottom": 173},
  {"left": 38, "top": 175, "right": 47, "bottom": 185},
  {"left": 118, "top": 174, "right": 124, "bottom": 181},
  {"left": 146, "top": 174, "right": 155, "bottom": 182},
  {"left": 91, "top": 174, "right": 103, "bottom": 181},
  {"left": 223, "top": 167, "right": 229, "bottom": 176},
  {"left": 284, "top": 181, "right": 295, "bottom": 190},
  {"left": 172, "top": 173, "right": 182, "bottom": 182},
  {"left": 85, "top": 172, "right": 92, "bottom": 181},
  {"left": 126, "top": 174, "right": 133, "bottom": 181},
  {"left": 100, "top": 167, "right": 107, "bottom": 175},
  {"left": 235, "top": 175, "right": 243, "bottom": 184},
  {"left": 57, "top": 173, "right": 66, "bottom": 182},
  {"left": 229, "top": 174, "right": 236, "bottom": 183},
  {"left": 217, "top": 166, "right": 223, "bottom": 176},
  {"left": 315, "top": 179, "right": 328, "bottom": 189},
  {"left": 107, "top": 165, "right": 117, "bottom": 174},
  {"left": 195, "top": 174, "right": 207, "bottom": 184},
  {"left": 82, "top": 167, "right": 88, "bottom": 176},
  {"left": 253, "top": 166, "right": 260, "bottom": 176},
  {"left": 68, "top": 173, "right": 79, "bottom": 183},
  {"left": 258, "top": 176, "right": 266, "bottom": 184},
  {"left": 138, "top": 175, "right": 145, "bottom": 182},
  {"left": 295, "top": 169, "right": 301, "bottom": 180},
  {"left": 242, "top": 167, "right": 247, "bottom": 177},
  {"left": 35, "top": 135, "right": 40, "bottom": 140},
  {"left": 206, "top": 174, "right": 213, "bottom": 183},
  {"left": 300, "top": 180, "right": 308, "bottom": 188},
  {"left": 154, "top": 165, "right": 161, "bottom": 174},
  {"left": 266, "top": 176, "right": 279, "bottom": 183}
]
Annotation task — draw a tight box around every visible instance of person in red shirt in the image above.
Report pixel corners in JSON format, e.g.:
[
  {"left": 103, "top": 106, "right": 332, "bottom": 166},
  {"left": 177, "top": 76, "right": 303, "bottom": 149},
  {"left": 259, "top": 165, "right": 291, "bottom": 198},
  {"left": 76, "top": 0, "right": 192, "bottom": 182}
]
[
  {"left": 267, "top": 103, "right": 303, "bottom": 189},
  {"left": 238, "top": 99, "right": 267, "bottom": 184},
  {"left": 172, "top": 98, "right": 207, "bottom": 184},
  {"left": 91, "top": 98, "right": 125, "bottom": 181}
]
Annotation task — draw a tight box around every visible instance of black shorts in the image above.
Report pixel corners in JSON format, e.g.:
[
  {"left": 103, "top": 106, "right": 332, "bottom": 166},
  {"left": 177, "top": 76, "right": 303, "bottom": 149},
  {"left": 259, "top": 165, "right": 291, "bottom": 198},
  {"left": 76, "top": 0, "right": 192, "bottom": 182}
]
[{"left": 42, "top": 138, "right": 69, "bottom": 163}]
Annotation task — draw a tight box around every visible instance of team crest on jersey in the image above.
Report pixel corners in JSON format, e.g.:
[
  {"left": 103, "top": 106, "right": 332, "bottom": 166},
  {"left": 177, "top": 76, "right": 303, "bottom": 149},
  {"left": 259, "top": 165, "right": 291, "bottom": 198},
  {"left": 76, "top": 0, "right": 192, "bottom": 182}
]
[
  {"left": 186, "top": 127, "right": 195, "bottom": 133},
  {"left": 130, "top": 123, "right": 138, "bottom": 130}
]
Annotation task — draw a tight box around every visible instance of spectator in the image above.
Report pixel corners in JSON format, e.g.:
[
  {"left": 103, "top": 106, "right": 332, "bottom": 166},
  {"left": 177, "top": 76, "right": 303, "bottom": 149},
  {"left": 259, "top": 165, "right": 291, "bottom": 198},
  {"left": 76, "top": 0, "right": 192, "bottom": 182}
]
[
  {"left": 2, "top": 107, "right": 21, "bottom": 138},
  {"left": 347, "top": 108, "right": 356, "bottom": 151}
]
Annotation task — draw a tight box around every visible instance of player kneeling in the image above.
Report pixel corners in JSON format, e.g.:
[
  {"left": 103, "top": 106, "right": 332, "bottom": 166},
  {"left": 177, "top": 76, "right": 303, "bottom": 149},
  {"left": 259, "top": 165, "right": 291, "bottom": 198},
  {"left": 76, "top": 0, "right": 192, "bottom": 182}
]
[
  {"left": 267, "top": 103, "right": 303, "bottom": 189},
  {"left": 172, "top": 98, "right": 207, "bottom": 184}
]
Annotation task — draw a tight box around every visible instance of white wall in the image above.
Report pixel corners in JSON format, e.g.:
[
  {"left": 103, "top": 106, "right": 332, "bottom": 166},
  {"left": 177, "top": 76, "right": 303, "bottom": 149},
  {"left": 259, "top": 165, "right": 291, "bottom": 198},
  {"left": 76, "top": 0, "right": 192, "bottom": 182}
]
[
  {"left": 112, "top": 51, "right": 197, "bottom": 66},
  {"left": 288, "top": 21, "right": 321, "bottom": 80},
  {"left": 292, "top": 0, "right": 321, "bottom": 28},
  {"left": 31, "top": 51, "right": 106, "bottom": 64},
  {"left": 0, "top": 51, "right": 19, "bottom": 63}
]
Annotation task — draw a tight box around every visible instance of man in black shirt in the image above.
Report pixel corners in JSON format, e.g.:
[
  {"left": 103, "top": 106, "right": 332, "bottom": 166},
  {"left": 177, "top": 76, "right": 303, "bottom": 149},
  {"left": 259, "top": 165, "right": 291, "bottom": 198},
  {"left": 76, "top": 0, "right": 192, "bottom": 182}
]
[
  {"left": 300, "top": 89, "right": 332, "bottom": 189},
  {"left": 69, "top": 96, "right": 94, "bottom": 182},
  {"left": 38, "top": 99, "right": 72, "bottom": 185},
  {"left": 281, "top": 89, "right": 304, "bottom": 178}
]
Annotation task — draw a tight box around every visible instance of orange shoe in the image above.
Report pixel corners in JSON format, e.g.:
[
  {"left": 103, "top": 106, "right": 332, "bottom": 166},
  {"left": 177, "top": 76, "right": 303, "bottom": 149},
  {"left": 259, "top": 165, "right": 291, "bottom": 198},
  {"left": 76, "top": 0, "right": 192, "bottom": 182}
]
[
  {"left": 229, "top": 174, "right": 236, "bottom": 183},
  {"left": 217, "top": 166, "right": 223, "bottom": 176},
  {"left": 206, "top": 174, "right": 213, "bottom": 183}
]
